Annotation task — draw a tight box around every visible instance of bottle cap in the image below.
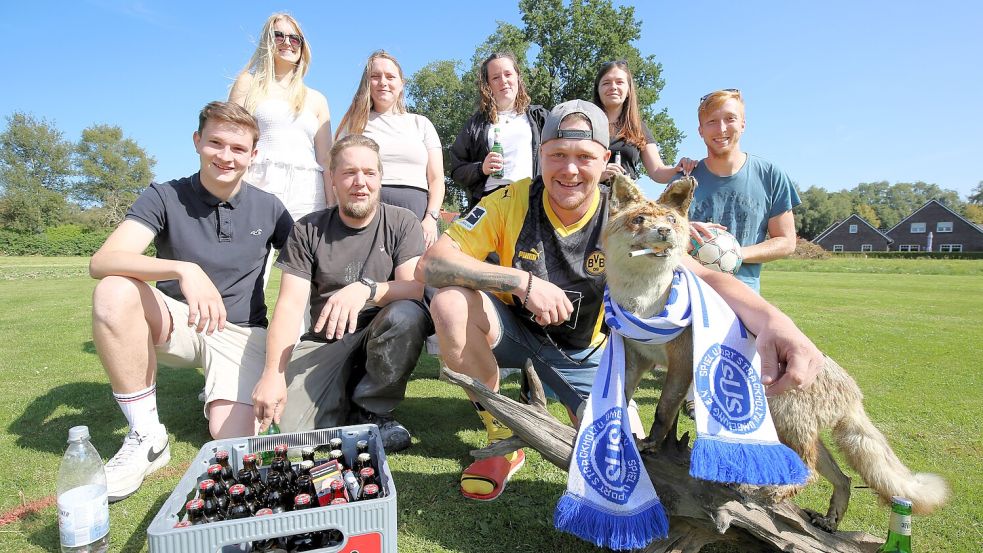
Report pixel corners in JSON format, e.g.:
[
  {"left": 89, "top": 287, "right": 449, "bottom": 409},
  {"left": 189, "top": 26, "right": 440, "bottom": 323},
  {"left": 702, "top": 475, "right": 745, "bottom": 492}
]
[
  {"left": 300, "top": 460, "right": 314, "bottom": 470},
  {"left": 891, "top": 496, "right": 913, "bottom": 508},
  {"left": 255, "top": 508, "right": 274, "bottom": 516},
  {"left": 68, "top": 425, "right": 90, "bottom": 442},
  {"left": 228, "top": 484, "right": 246, "bottom": 497},
  {"left": 331, "top": 497, "right": 348, "bottom": 505},
  {"left": 359, "top": 467, "right": 375, "bottom": 479},
  {"left": 198, "top": 479, "right": 215, "bottom": 491},
  {"left": 207, "top": 464, "right": 223, "bottom": 476},
  {"left": 215, "top": 450, "right": 229, "bottom": 461},
  {"left": 302, "top": 446, "right": 316, "bottom": 455},
  {"left": 330, "top": 479, "right": 345, "bottom": 491},
  {"left": 174, "top": 520, "right": 192, "bottom": 528},
  {"left": 294, "top": 493, "right": 312, "bottom": 506},
  {"left": 274, "top": 444, "right": 288, "bottom": 454},
  {"left": 363, "top": 484, "right": 379, "bottom": 496},
  {"left": 186, "top": 499, "right": 204, "bottom": 510},
  {"left": 243, "top": 453, "right": 257, "bottom": 463}
]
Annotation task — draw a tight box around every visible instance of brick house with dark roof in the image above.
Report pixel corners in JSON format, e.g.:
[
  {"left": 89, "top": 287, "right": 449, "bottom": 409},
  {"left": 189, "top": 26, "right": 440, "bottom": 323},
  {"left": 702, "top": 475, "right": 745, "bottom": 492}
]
[
  {"left": 813, "top": 214, "right": 893, "bottom": 252},
  {"left": 885, "top": 200, "right": 983, "bottom": 252}
]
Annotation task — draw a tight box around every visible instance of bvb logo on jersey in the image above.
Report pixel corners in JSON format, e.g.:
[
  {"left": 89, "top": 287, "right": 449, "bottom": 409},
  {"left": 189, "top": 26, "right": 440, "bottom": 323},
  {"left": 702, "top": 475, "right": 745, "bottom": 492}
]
[{"left": 585, "top": 250, "right": 605, "bottom": 276}]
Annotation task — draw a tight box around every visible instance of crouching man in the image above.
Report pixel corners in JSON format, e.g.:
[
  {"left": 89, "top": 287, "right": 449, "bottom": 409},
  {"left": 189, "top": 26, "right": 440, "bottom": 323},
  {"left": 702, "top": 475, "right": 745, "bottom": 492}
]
[
  {"left": 252, "top": 134, "right": 432, "bottom": 452},
  {"left": 90, "top": 101, "right": 293, "bottom": 501}
]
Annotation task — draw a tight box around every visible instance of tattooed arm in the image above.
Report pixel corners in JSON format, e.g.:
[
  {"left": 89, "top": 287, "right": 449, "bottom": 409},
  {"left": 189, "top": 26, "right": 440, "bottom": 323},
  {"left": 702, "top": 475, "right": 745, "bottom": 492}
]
[{"left": 417, "top": 234, "right": 574, "bottom": 326}]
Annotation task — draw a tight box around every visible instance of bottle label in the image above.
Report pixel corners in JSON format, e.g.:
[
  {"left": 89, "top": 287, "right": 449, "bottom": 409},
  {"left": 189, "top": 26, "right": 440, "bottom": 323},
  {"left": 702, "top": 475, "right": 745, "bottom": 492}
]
[
  {"left": 889, "top": 513, "right": 912, "bottom": 536},
  {"left": 58, "top": 484, "right": 110, "bottom": 547}
]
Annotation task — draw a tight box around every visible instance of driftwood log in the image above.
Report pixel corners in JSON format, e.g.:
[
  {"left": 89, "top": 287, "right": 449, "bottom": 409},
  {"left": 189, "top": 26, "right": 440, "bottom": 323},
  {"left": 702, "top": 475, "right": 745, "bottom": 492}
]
[{"left": 442, "top": 364, "right": 882, "bottom": 553}]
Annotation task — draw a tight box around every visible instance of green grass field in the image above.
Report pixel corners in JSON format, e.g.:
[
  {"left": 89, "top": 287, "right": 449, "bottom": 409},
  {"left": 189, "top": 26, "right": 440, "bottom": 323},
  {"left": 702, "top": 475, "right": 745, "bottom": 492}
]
[{"left": 0, "top": 257, "right": 980, "bottom": 552}]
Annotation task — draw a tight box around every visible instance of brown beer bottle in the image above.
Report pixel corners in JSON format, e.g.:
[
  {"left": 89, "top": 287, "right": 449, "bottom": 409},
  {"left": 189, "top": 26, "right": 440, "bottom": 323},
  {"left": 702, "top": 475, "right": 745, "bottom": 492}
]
[{"left": 226, "top": 484, "right": 251, "bottom": 520}]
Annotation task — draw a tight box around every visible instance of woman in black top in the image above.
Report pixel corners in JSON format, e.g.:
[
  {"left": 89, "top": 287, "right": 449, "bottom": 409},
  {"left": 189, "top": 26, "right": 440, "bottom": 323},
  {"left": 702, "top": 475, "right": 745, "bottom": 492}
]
[
  {"left": 592, "top": 60, "right": 695, "bottom": 183},
  {"left": 451, "top": 52, "right": 548, "bottom": 210}
]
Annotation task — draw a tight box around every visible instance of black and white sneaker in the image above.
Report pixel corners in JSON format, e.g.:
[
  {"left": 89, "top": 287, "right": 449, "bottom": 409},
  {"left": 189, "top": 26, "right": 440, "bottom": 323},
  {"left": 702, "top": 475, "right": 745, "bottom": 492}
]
[{"left": 105, "top": 425, "right": 170, "bottom": 502}]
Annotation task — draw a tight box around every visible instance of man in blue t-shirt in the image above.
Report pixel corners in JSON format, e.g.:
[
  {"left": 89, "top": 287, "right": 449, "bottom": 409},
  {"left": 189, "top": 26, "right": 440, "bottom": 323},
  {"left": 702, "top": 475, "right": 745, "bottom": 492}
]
[{"left": 688, "top": 89, "right": 800, "bottom": 293}]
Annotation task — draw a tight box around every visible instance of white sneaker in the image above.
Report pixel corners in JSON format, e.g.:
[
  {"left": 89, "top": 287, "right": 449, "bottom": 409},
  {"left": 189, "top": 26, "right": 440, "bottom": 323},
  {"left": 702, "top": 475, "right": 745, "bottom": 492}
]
[{"left": 105, "top": 426, "right": 170, "bottom": 502}]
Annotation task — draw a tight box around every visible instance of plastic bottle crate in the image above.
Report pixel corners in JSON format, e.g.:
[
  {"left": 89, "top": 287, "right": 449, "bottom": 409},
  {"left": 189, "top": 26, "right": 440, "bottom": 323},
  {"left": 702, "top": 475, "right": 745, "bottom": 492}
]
[{"left": 146, "top": 424, "right": 396, "bottom": 552}]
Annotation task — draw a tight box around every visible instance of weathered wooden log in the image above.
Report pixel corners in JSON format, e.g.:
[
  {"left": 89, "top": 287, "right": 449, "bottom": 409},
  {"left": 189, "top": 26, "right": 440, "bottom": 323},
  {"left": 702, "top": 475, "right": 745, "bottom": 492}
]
[{"left": 443, "top": 363, "right": 882, "bottom": 553}]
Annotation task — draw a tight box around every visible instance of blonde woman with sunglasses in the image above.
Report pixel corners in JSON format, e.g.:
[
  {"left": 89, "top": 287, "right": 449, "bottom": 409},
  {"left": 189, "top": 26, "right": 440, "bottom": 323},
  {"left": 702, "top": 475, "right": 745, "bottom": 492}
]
[{"left": 230, "top": 13, "right": 332, "bottom": 220}]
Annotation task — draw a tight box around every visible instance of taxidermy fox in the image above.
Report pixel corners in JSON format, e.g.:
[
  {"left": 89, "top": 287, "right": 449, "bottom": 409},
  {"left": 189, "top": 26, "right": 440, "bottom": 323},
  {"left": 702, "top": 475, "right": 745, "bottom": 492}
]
[{"left": 601, "top": 174, "right": 948, "bottom": 531}]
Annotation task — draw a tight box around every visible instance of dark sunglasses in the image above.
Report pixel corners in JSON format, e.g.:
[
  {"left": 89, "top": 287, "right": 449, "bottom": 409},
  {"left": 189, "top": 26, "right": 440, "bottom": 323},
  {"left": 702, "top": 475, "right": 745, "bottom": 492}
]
[
  {"left": 700, "top": 88, "right": 740, "bottom": 104},
  {"left": 273, "top": 30, "right": 304, "bottom": 49}
]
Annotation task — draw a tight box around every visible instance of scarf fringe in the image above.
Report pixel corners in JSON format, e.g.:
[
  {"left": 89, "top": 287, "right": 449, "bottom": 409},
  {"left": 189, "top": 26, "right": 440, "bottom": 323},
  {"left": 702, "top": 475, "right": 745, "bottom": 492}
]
[
  {"left": 690, "top": 436, "right": 810, "bottom": 485},
  {"left": 554, "top": 491, "right": 669, "bottom": 550}
]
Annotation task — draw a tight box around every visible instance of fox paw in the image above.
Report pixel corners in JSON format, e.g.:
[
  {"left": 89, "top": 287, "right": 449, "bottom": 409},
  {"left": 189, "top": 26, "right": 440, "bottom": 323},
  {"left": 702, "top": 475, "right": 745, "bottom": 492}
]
[{"left": 804, "top": 508, "right": 840, "bottom": 533}]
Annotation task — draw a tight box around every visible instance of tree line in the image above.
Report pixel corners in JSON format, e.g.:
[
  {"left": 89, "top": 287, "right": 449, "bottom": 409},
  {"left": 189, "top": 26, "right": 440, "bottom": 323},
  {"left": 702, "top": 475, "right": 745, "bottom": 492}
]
[{"left": 0, "top": 112, "right": 155, "bottom": 234}]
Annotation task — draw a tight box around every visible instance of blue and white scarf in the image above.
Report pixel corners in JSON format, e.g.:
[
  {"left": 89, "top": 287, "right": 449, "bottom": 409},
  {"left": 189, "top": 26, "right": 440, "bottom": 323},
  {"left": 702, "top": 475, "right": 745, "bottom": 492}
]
[{"left": 555, "top": 268, "right": 807, "bottom": 550}]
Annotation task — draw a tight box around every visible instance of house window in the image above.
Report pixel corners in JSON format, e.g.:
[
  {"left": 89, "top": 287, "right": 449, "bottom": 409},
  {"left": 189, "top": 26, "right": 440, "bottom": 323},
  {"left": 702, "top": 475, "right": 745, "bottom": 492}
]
[
  {"left": 832, "top": 245, "right": 844, "bottom": 252},
  {"left": 937, "top": 221, "right": 953, "bottom": 233},
  {"left": 910, "top": 222, "right": 926, "bottom": 233},
  {"left": 898, "top": 244, "right": 921, "bottom": 252},
  {"left": 861, "top": 244, "right": 873, "bottom": 252},
  {"left": 939, "top": 244, "right": 963, "bottom": 253},
  {"left": 849, "top": 224, "right": 858, "bottom": 234}
]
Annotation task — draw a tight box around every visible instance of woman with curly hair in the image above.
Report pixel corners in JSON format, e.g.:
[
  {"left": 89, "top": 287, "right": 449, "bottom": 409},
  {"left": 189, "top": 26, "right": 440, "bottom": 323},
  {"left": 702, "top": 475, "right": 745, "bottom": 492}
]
[{"left": 451, "top": 52, "right": 548, "bottom": 210}]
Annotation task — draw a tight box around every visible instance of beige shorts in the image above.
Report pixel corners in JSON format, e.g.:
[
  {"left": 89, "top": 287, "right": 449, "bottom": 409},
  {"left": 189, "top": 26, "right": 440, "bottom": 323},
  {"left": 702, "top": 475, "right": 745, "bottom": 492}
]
[{"left": 154, "top": 292, "right": 266, "bottom": 415}]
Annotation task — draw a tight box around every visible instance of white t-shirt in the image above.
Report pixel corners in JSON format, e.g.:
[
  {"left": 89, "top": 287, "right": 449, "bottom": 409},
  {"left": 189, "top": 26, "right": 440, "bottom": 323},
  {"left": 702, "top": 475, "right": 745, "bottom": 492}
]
[
  {"left": 348, "top": 111, "right": 441, "bottom": 191},
  {"left": 485, "top": 110, "right": 533, "bottom": 191}
]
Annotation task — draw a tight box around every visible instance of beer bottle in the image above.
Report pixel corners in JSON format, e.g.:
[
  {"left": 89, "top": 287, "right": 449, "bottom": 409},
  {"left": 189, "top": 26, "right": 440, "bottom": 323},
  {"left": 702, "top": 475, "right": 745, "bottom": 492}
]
[
  {"left": 330, "top": 497, "right": 348, "bottom": 506},
  {"left": 242, "top": 453, "right": 261, "bottom": 482},
  {"left": 259, "top": 422, "right": 281, "bottom": 465},
  {"left": 491, "top": 127, "right": 504, "bottom": 178},
  {"left": 323, "top": 528, "right": 345, "bottom": 547},
  {"left": 214, "top": 449, "right": 234, "bottom": 481},
  {"left": 329, "top": 479, "right": 347, "bottom": 503},
  {"left": 252, "top": 509, "right": 288, "bottom": 552},
  {"left": 198, "top": 480, "right": 224, "bottom": 523},
  {"left": 329, "top": 449, "right": 345, "bottom": 469},
  {"left": 301, "top": 446, "right": 316, "bottom": 464},
  {"left": 226, "top": 484, "right": 251, "bottom": 520},
  {"left": 236, "top": 468, "right": 256, "bottom": 511},
  {"left": 358, "top": 467, "right": 377, "bottom": 490},
  {"left": 361, "top": 483, "right": 380, "bottom": 501},
  {"left": 264, "top": 471, "right": 285, "bottom": 513},
  {"left": 288, "top": 494, "right": 322, "bottom": 551},
  {"left": 273, "top": 444, "right": 296, "bottom": 485},
  {"left": 173, "top": 520, "right": 192, "bottom": 529},
  {"left": 877, "top": 496, "right": 913, "bottom": 553},
  {"left": 185, "top": 499, "right": 205, "bottom": 525},
  {"left": 206, "top": 464, "right": 229, "bottom": 512},
  {"left": 329, "top": 437, "right": 343, "bottom": 451},
  {"left": 354, "top": 452, "right": 372, "bottom": 474},
  {"left": 297, "top": 460, "right": 314, "bottom": 480}
]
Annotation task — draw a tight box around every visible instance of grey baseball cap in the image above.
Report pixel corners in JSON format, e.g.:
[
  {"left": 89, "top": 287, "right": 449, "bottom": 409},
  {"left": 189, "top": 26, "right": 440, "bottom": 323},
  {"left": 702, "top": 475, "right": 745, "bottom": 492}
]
[{"left": 541, "top": 99, "right": 609, "bottom": 148}]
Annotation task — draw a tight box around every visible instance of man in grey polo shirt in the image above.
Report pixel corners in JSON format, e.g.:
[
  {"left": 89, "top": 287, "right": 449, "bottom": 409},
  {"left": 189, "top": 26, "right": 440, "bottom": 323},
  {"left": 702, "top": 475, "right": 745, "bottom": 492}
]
[
  {"left": 252, "top": 134, "right": 432, "bottom": 453},
  {"left": 89, "top": 101, "right": 292, "bottom": 501}
]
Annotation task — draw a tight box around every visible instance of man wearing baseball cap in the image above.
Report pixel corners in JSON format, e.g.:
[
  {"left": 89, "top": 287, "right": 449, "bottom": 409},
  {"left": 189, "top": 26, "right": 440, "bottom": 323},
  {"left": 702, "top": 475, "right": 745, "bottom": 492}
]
[
  {"left": 417, "top": 99, "right": 614, "bottom": 500},
  {"left": 416, "top": 99, "right": 824, "bottom": 501}
]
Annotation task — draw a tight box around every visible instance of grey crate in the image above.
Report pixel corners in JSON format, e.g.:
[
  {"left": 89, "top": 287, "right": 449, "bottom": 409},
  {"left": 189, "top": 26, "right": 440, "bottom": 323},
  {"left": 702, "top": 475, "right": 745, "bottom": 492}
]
[{"left": 147, "top": 425, "right": 396, "bottom": 552}]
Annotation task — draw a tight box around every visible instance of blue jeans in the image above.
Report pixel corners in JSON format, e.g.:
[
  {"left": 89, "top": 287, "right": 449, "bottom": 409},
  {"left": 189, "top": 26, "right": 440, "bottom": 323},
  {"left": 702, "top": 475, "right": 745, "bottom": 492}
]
[{"left": 487, "top": 294, "right": 604, "bottom": 413}]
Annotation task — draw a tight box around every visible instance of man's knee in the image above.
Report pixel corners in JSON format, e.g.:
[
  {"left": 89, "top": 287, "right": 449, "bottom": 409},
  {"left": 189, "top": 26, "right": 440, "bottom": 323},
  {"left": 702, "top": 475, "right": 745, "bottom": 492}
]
[
  {"left": 430, "top": 286, "right": 480, "bottom": 332},
  {"left": 92, "top": 276, "right": 145, "bottom": 327},
  {"left": 371, "top": 300, "right": 431, "bottom": 338}
]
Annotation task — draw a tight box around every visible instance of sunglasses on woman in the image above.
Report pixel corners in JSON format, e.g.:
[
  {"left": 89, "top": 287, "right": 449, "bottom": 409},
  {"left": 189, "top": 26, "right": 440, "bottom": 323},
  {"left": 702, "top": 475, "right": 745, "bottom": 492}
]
[{"left": 273, "top": 30, "right": 304, "bottom": 49}]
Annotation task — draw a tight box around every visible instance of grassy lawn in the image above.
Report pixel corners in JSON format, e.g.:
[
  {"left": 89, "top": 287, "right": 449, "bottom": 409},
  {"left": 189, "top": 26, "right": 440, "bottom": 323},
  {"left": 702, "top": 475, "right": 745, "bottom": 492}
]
[{"left": 0, "top": 256, "right": 980, "bottom": 552}]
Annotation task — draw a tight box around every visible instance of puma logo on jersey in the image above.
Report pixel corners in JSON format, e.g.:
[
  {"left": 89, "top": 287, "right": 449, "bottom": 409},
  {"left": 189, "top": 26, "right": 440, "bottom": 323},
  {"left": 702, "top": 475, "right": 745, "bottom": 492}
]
[{"left": 518, "top": 249, "right": 540, "bottom": 261}]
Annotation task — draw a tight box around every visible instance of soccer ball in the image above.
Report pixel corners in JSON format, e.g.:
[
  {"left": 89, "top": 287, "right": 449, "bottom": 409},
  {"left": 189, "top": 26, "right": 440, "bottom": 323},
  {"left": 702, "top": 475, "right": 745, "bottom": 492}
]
[{"left": 690, "top": 228, "right": 743, "bottom": 274}]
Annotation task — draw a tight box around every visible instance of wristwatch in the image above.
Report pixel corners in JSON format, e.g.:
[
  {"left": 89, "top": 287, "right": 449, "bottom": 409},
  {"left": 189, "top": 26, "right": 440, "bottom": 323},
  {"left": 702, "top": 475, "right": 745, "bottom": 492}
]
[
  {"left": 426, "top": 209, "right": 441, "bottom": 221},
  {"left": 359, "top": 277, "right": 378, "bottom": 302}
]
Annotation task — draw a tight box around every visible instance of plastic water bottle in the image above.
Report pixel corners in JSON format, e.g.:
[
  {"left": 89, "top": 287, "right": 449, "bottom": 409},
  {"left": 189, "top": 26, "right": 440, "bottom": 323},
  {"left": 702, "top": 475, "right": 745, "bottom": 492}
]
[{"left": 57, "top": 426, "right": 109, "bottom": 552}]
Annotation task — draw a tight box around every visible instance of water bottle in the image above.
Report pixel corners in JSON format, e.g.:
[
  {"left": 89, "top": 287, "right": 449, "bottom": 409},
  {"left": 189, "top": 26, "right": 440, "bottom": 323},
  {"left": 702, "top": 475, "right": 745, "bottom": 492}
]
[{"left": 57, "top": 426, "right": 109, "bottom": 553}]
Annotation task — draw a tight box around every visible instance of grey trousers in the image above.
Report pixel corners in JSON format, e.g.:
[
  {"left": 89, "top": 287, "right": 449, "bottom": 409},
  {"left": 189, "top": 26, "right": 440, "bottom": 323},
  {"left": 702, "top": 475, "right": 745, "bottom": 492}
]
[{"left": 279, "top": 299, "right": 432, "bottom": 431}]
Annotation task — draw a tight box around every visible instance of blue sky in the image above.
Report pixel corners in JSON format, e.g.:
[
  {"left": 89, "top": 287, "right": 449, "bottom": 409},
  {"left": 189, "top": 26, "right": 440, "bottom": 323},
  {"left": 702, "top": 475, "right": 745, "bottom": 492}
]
[{"left": 3, "top": 0, "right": 980, "bottom": 201}]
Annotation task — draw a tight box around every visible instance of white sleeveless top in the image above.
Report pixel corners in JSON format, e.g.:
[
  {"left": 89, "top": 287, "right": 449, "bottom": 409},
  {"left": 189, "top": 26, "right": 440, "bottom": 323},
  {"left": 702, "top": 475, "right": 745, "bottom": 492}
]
[{"left": 252, "top": 98, "right": 321, "bottom": 171}]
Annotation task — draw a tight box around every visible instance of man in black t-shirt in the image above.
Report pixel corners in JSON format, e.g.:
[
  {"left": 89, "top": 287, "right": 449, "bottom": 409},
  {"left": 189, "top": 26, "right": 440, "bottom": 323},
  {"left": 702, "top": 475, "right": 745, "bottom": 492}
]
[
  {"left": 252, "top": 135, "right": 432, "bottom": 452},
  {"left": 89, "top": 102, "right": 293, "bottom": 502}
]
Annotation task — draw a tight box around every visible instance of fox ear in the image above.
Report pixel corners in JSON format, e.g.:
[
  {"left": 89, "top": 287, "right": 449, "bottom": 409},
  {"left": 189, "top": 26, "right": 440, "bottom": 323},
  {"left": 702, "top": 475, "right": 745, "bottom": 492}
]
[
  {"left": 657, "top": 175, "right": 696, "bottom": 215},
  {"left": 609, "top": 174, "right": 643, "bottom": 214}
]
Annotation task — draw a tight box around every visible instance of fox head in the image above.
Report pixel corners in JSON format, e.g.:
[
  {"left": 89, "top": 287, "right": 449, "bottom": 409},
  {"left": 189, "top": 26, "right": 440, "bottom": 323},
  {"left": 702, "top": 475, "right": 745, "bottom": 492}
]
[{"left": 603, "top": 173, "right": 696, "bottom": 268}]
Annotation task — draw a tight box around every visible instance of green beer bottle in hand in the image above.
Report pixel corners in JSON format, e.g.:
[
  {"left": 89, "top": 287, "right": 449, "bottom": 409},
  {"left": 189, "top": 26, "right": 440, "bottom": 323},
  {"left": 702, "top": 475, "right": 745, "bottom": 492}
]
[
  {"left": 491, "top": 127, "right": 504, "bottom": 178},
  {"left": 877, "top": 496, "right": 913, "bottom": 553},
  {"left": 259, "top": 422, "right": 281, "bottom": 465}
]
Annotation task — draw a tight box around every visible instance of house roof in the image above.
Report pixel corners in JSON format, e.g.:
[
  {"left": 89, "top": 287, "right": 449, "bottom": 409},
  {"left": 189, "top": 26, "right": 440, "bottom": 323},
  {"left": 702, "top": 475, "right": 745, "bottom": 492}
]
[
  {"left": 886, "top": 199, "right": 983, "bottom": 236},
  {"left": 813, "top": 214, "right": 892, "bottom": 244}
]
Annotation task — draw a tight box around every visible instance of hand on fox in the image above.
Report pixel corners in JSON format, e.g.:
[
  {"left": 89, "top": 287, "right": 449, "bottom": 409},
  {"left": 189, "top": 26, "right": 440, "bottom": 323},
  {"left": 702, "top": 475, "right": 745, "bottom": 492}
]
[
  {"left": 522, "top": 274, "right": 574, "bottom": 326},
  {"left": 756, "top": 312, "right": 824, "bottom": 396}
]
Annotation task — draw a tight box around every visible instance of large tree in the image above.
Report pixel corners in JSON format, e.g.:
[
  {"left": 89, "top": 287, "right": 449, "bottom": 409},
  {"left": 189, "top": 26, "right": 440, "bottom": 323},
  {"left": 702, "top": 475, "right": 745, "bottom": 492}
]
[
  {"left": 0, "top": 112, "right": 74, "bottom": 232},
  {"left": 794, "top": 186, "right": 853, "bottom": 240},
  {"left": 75, "top": 124, "right": 156, "bottom": 227},
  {"left": 407, "top": 0, "right": 681, "bottom": 205},
  {"left": 969, "top": 181, "right": 983, "bottom": 205}
]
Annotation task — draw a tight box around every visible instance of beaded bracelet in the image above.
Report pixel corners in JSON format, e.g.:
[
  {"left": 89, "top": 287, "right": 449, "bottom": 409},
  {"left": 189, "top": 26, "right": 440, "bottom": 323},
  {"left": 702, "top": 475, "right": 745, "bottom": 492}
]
[{"left": 521, "top": 271, "right": 533, "bottom": 309}]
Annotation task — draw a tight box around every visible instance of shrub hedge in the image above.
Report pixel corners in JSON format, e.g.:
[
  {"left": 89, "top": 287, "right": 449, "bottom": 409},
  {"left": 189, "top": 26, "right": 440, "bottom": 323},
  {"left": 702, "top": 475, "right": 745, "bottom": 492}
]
[{"left": 0, "top": 226, "right": 112, "bottom": 256}]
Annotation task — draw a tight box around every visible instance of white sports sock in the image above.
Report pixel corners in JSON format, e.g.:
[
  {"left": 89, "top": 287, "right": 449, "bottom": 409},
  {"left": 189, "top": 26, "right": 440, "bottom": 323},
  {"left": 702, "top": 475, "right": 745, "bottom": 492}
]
[{"left": 113, "top": 384, "right": 161, "bottom": 432}]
